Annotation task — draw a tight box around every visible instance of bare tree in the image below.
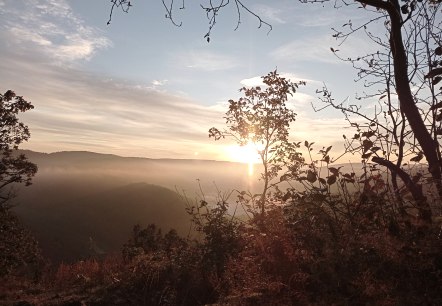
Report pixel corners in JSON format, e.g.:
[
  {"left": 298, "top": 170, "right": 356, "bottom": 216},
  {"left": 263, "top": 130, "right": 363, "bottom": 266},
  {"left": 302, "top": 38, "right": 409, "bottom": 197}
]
[{"left": 107, "top": 0, "right": 271, "bottom": 42}]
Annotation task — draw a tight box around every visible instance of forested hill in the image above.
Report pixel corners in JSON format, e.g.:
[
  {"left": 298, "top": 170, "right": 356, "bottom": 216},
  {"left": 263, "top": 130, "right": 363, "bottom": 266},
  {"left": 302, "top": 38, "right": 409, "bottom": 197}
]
[{"left": 11, "top": 150, "right": 255, "bottom": 263}]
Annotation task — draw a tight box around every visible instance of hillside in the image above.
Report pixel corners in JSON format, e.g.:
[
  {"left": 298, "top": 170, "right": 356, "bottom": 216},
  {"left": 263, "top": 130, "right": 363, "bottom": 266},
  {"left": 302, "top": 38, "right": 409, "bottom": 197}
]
[
  {"left": 11, "top": 151, "right": 257, "bottom": 263},
  {"left": 14, "top": 182, "right": 190, "bottom": 263}
]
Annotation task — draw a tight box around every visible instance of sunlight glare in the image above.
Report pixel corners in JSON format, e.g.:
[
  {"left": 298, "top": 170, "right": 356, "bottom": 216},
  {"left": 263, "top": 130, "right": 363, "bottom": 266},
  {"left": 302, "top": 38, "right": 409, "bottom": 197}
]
[{"left": 225, "top": 143, "right": 262, "bottom": 176}]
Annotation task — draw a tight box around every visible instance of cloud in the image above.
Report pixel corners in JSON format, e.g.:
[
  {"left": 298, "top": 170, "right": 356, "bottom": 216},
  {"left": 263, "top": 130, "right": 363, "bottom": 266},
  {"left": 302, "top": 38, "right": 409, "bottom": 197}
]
[
  {"left": 271, "top": 35, "right": 341, "bottom": 64},
  {"left": 271, "top": 31, "right": 383, "bottom": 66},
  {"left": 252, "top": 4, "right": 287, "bottom": 24},
  {"left": 0, "top": 44, "right": 227, "bottom": 159},
  {"left": 174, "top": 50, "right": 239, "bottom": 71},
  {"left": 0, "top": 0, "right": 111, "bottom": 63},
  {"left": 152, "top": 80, "right": 168, "bottom": 87},
  {"left": 240, "top": 76, "right": 264, "bottom": 87},
  {"left": 289, "top": 114, "right": 353, "bottom": 159}
]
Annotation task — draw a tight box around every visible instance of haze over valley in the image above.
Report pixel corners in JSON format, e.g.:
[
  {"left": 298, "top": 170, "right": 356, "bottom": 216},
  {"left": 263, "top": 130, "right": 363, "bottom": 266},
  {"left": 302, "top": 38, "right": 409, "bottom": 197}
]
[{"left": 12, "top": 150, "right": 261, "bottom": 263}]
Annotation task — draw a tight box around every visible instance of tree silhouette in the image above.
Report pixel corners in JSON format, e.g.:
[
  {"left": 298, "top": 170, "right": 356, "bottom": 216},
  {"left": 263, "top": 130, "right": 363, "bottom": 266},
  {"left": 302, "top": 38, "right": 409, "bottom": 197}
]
[
  {"left": 107, "top": 1, "right": 442, "bottom": 222},
  {"left": 107, "top": 0, "right": 271, "bottom": 42},
  {"left": 0, "top": 90, "right": 41, "bottom": 278},
  {"left": 309, "top": 0, "right": 442, "bottom": 223},
  {"left": 209, "top": 71, "right": 305, "bottom": 216},
  {"left": 0, "top": 90, "right": 37, "bottom": 209}
]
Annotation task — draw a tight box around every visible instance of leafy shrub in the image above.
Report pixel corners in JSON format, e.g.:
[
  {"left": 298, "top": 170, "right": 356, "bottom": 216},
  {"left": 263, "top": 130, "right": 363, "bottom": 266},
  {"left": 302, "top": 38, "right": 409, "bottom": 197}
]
[{"left": 0, "top": 209, "right": 43, "bottom": 279}]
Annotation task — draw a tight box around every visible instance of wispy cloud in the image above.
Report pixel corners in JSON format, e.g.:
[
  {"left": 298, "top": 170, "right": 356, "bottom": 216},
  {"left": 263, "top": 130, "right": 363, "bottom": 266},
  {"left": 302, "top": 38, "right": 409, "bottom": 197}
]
[
  {"left": 253, "top": 4, "right": 287, "bottom": 24},
  {"left": 152, "top": 80, "right": 168, "bottom": 87},
  {"left": 1, "top": 0, "right": 111, "bottom": 63},
  {"left": 0, "top": 49, "right": 226, "bottom": 159},
  {"left": 174, "top": 50, "right": 239, "bottom": 71},
  {"left": 271, "top": 31, "right": 382, "bottom": 66},
  {"left": 271, "top": 35, "right": 341, "bottom": 64}
]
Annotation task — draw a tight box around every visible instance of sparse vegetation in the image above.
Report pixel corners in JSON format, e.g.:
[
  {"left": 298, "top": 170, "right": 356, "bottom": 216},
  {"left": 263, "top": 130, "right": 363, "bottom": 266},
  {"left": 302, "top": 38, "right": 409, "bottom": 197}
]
[
  {"left": 3, "top": 1, "right": 442, "bottom": 302},
  {"left": 3, "top": 71, "right": 442, "bottom": 305}
]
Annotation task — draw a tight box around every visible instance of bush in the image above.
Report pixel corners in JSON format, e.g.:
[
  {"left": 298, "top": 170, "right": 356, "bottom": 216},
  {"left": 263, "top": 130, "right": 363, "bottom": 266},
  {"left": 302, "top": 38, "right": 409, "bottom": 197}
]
[{"left": 0, "top": 208, "right": 43, "bottom": 279}]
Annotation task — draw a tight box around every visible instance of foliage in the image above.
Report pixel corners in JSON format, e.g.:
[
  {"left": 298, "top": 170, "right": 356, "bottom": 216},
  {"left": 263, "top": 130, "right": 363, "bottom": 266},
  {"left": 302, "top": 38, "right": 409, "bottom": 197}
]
[
  {"left": 122, "top": 223, "right": 186, "bottom": 261},
  {"left": 0, "top": 90, "right": 37, "bottom": 209},
  {"left": 7, "top": 0, "right": 442, "bottom": 302},
  {"left": 0, "top": 208, "right": 43, "bottom": 279},
  {"left": 186, "top": 196, "right": 244, "bottom": 277},
  {"left": 309, "top": 0, "right": 442, "bottom": 223},
  {"left": 52, "top": 256, "right": 123, "bottom": 289},
  {"left": 210, "top": 70, "right": 305, "bottom": 216},
  {"left": 0, "top": 90, "right": 41, "bottom": 280},
  {"left": 121, "top": 223, "right": 221, "bottom": 305}
]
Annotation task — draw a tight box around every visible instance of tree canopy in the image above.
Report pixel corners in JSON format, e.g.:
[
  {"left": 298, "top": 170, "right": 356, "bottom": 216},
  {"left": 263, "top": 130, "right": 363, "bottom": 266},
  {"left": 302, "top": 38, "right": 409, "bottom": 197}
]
[{"left": 0, "top": 90, "right": 37, "bottom": 209}]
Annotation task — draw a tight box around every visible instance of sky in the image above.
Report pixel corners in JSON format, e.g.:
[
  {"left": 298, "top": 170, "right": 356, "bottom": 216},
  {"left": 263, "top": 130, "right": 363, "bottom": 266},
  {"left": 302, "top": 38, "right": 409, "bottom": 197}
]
[{"left": 0, "top": 0, "right": 386, "bottom": 162}]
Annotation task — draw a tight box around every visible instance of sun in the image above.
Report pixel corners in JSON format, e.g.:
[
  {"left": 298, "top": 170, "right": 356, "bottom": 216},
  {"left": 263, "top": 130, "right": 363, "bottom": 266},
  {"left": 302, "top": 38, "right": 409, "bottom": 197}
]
[{"left": 225, "top": 143, "right": 261, "bottom": 176}]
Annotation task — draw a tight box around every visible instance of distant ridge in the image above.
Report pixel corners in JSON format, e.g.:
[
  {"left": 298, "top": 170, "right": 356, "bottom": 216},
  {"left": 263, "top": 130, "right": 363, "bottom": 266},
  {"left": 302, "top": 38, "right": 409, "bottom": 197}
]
[
  {"left": 12, "top": 150, "right": 256, "bottom": 263},
  {"left": 19, "top": 149, "right": 236, "bottom": 164}
]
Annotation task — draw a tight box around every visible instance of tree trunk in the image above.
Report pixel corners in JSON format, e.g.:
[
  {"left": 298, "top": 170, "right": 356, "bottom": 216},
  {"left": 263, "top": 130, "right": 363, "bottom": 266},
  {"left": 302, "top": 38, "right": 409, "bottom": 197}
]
[{"left": 358, "top": 0, "right": 439, "bottom": 222}]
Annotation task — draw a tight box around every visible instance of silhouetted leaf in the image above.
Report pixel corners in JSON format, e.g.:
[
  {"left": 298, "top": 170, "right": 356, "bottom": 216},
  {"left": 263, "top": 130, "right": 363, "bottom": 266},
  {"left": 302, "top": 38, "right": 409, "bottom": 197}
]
[
  {"left": 307, "top": 170, "right": 317, "bottom": 183},
  {"left": 410, "top": 153, "right": 423, "bottom": 162},
  {"left": 362, "top": 131, "right": 375, "bottom": 138},
  {"left": 425, "top": 67, "right": 442, "bottom": 79},
  {"left": 322, "top": 155, "right": 330, "bottom": 164},
  {"left": 401, "top": 4, "right": 408, "bottom": 14},
  {"left": 328, "top": 167, "right": 339, "bottom": 176},
  {"left": 327, "top": 175, "right": 337, "bottom": 185},
  {"left": 362, "top": 152, "right": 372, "bottom": 159},
  {"left": 282, "top": 191, "right": 291, "bottom": 201},
  {"left": 430, "top": 101, "right": 442, "bottom": 111},
  {"left": 362, "top": 139, "right": 373, "bottom": 153}
]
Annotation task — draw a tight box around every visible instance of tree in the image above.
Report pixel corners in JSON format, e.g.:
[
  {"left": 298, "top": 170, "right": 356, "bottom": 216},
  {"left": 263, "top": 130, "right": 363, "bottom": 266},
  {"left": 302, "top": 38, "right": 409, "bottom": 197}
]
[
  {"left": 209, "top": 71, "right": 304, "bottom": 216},
  {"left": 0, "top": 90, "right": 41, "bottom": 278},
  {"left": 107, "top": 0, "right": 272, "bottom": 43},
  {"left": 0, "top": 90, "right": 37, "bottom": 209},
  {"left": 310, "top": 0, "right": 442, "bottom": 223},
  {"left": 108, "top": 1, "right": 442, "bottom": 222}
]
